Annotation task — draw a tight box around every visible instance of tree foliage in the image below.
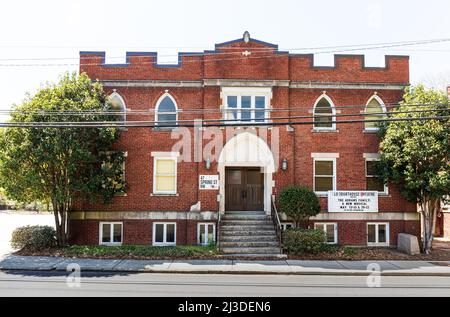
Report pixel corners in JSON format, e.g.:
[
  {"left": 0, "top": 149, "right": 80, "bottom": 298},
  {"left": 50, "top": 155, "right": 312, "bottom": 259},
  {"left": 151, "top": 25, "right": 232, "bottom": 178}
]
[
  {"left": 0, "top": 72, "right": 126, "bottom": 245},
  {"left": 378, "top": 84, "right": 450, "bottom": 253},
  {"left": 278, "top": 186, "right": 321, "bottom": 227}
]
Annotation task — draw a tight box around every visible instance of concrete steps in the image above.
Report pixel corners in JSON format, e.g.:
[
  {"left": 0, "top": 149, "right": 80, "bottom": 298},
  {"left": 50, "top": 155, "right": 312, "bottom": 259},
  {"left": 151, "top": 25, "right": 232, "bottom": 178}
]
[
  {"left": 219, "top": 211, "right": 282, "bottom": 256},
  {"left": 221, "top": 235, "right": 278, "bottom": 242},
  {"left": 221, "top": 247, "right": 281, "bottom": 254}
]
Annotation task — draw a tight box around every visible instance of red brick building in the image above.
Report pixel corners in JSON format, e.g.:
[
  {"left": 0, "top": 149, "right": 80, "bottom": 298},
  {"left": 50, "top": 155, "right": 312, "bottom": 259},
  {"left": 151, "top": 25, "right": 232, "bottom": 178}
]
[{"left": 71, "top": 33, "right": 420, "bottom": 253}]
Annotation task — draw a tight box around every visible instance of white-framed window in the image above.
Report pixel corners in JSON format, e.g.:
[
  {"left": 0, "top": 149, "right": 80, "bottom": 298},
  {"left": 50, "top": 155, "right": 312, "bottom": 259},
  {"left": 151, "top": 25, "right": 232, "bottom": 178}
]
[
  {"left": 197, "top": 223, "right": 215, "bottom": 245},
  {"left": 281, "top": 223, "right": 294, "bottom": 231},
  {"left": 108, "top": 92, "right": 127, "bottom": 125},
  {"left": 314, "top": 223, "right": 338, "bottom": 244},
  {"left": 152, "top": 152, "right": 178, "bottom": 195},
  {"left": 365, "top": 157, "right": 388, "bottom": 194},
  {"left": 364, "top": 95, "right": 386, "bottom": 131},
  {"left": 99, "top": 222, "right": 123, "bottom": 246},
  {"left": 153, "top": 222, "right": 176, "bottom": 246},
  {"left": 313, "top": 94, "right": 336, "bottom": 130},
  {"left": 155, "top": 93, "right": 178, "bottom": 127},
  {"left": 367, "top": 222, "right": 389, "bottom": 246},
  {"left": 221, "top": 87, "right": 272, "bottom": 123},
  {"left": 313, "top": 158, "right": 336, "bottom": 194}
]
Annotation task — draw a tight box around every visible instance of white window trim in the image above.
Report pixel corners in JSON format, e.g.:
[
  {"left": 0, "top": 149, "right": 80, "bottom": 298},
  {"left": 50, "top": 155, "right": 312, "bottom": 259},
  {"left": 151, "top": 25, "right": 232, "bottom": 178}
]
[
  {"left": 155, "top": 93, "right": 178, "bottom": 126},
  {"left": 152, "top": 155, "right": 178, "bottom": 195},
  {"left": 314, "top": 222, "right": 338, "bottom": 244},
  {"left": 197, "top": 223, "right": 216, "bottom": 245},
  {"left": 365, "top": 157, "right": 389, "bottom": 195},
  {"left": 312, "top": 93, "right": 336, "bottom": 131},
  {"left": 99, "top": 222, "right": 123, "bottom": 246},
  {"left": 364, "top": 94, "right": 386, "bottom": 132},
  {"left": 313, "top": 157, "right": 337, "bottom": 196},
  {"left": 220, "top": 87, "right": 272, "bottom": 124},
  {"left": 367, "top": 222, "right": 390, "bottom": 246},
  {"left": 281, "top": 222, "right": 294, "bottom": 231},
  {"left": 152, "top": 222, "right": 177, "bottom": 246}
]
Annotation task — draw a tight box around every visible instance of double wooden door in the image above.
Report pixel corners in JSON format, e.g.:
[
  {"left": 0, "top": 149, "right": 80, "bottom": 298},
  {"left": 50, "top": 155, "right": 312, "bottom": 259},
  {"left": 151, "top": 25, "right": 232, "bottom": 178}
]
[{"left": 225, "top": 167, "right": 264, "bottom": 211}]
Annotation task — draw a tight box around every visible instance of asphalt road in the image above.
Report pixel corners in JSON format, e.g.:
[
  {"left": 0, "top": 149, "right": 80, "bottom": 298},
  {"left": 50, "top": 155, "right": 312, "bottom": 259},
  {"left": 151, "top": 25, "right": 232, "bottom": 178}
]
[
  {"left": 0, "top": 211, "right": 54, "bottom": 256},
  {"left": 0, "top": 271, "right": 449, "bottom": 296}
]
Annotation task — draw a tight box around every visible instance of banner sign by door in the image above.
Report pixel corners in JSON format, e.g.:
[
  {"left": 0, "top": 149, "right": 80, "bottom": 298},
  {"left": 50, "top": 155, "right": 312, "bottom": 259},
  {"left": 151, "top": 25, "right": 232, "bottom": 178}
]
[
  {"left": 199, "top": 175, "right": 219, "bottom": 190},
  {"left": 328, "top": 191, "right": 378, "bottom": 212}
]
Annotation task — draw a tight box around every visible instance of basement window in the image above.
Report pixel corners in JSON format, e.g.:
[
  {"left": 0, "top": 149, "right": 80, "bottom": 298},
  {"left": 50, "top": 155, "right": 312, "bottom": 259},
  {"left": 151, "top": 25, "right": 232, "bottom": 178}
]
[
  {"left": 197, "top": 223, "right": 215, "bottom": 245},
  {"left": 367, "top": 223, "right": 389, "bottom": 246},
  {"left": 153, "top": 222, "right": 176, "bottom": 246},
  {"left": 314, "top": 223, "right": 338, "bottom": 244},
  {"left": 99, "top": 222, "right": 123, "bottom": 246}
]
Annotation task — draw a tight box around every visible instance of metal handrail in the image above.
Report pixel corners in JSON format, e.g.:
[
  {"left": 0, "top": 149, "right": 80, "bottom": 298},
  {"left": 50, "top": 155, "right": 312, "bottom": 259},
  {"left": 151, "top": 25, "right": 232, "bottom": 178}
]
[
  {"left": 271, "top": 195, "right": 283, "bottom": 254},
  {"left": 217, "top": 196, "right": 222, "bottom": 252}
]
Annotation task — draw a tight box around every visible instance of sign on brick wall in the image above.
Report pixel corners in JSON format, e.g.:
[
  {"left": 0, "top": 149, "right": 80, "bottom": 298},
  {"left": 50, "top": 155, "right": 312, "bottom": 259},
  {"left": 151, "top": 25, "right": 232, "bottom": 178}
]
[
  {"left": 199, "top": 175, "right": 219, "bottom": 190},
  {"left": 328, "top": 191, "right": 378, "bottom": 212}
]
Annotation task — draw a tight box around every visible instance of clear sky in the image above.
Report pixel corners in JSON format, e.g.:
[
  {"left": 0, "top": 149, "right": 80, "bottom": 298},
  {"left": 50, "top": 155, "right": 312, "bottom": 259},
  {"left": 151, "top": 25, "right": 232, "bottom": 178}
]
[{"left": 1, "top": 0, "right": 450, "bottom": 112}]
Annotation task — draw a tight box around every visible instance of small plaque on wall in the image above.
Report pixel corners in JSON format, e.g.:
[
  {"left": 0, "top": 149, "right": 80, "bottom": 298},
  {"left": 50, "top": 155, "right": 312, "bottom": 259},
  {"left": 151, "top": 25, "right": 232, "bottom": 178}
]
[{"left": 199, "top": 175, "right": 219, "bottom": 190}]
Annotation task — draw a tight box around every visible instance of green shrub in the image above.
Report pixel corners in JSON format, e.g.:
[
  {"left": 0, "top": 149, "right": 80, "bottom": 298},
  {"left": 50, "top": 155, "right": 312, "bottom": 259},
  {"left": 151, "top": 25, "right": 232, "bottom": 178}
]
[
  {"left": 342, "top": 246, "right": 357, "bottom": 256},
  {"left": 278, "top": 186, "right": 320, "bottom": 227},
  {"left": 11, "top": 225, "right": 57, "bottom": 251},
  {"left": 282, "top": 228, "right": 326, "bottom": 254}
]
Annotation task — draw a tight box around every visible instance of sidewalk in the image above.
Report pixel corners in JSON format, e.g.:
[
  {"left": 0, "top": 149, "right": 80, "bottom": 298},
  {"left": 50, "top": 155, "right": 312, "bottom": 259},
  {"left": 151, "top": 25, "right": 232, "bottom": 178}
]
[{"left": 1, "top": 255, "right": 450, "bottom": 275}]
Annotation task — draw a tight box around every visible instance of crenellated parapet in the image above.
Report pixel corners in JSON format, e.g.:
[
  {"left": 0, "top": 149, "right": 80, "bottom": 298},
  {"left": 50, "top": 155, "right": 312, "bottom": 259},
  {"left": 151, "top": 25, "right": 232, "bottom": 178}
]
[{"left": 80, "top": 34, "right": 409, "bottom": 85}]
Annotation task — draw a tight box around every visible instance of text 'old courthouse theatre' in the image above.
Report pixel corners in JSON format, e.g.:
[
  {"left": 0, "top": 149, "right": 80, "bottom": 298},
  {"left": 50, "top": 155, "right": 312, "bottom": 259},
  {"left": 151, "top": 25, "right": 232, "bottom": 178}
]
[{"left": 70, "top": 32, "right": 420, "bottom": 256}]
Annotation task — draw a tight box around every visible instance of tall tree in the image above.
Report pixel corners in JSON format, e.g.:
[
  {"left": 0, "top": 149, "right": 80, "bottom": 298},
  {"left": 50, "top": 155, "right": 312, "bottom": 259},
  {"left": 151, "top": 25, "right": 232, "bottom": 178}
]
[
  {"left": 0, "top": 73, "right": 126, "bottom": 245},
  {"left": 378, "top": 85, "right": 450, "bottom": 254}
]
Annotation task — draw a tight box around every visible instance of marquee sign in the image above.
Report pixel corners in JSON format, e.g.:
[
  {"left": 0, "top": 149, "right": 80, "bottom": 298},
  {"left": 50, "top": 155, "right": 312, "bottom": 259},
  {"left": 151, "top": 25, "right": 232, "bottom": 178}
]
[
  {"left": 199, "top": 175, "right": 219, "bottom": 190},
  {"left": 328, "top": 191, "right": 378, "bottom": 213}
]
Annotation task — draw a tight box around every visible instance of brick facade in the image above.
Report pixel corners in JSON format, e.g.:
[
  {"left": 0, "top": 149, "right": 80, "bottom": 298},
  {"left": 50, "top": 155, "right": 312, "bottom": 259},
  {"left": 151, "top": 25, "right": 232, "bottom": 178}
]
[{"left": 71, "top": 34, "right": 419, "bottom": 247}]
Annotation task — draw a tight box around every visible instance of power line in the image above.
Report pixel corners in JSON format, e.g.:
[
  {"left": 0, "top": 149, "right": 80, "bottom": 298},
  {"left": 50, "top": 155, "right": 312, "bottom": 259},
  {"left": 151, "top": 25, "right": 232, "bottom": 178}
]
[
  {"left": 0, "top": 37, "right": 449, "bottom": 52},
  {"left": 0, "top": 38, "right": 449, "bottom": 67},
  {"left": 1, "top": 108, "right": 448, "bottom": 126},
  {"left": 1, "top": 115, "right": 448, "bottom": 129},
  {"left": 1, "top": 102, "right": 447, "bottom": 116}
]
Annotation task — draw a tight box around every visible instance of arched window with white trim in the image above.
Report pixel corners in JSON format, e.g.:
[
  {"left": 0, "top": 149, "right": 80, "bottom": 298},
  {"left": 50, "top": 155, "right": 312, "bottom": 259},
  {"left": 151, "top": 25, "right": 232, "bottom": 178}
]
[
  {"left": 313, "top": 94, "right": 335, "bottom": 130},
  {"left": 156, "top": 93, "right": 178, "bottom": 127},
  {"left": 365, "top": 95, "right": 386, "bottom": 131},
  {"left": 108, "top": 92, "right": 126, "bottom": 125}
]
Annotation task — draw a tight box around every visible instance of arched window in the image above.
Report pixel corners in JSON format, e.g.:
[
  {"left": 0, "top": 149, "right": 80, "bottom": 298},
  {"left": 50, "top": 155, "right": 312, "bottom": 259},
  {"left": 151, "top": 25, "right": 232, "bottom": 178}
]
[
  {"left": 156, "top": 94, "right": 178, "bottom": 127},
  {"left": 108, "top": 92, "right": 126, "bottom": 124},
  {"left": 313, "top": 94, "right": 335, "bottom": 130},
  {"left": 365, "top": 95, "right": 386, "bottom": 131}
]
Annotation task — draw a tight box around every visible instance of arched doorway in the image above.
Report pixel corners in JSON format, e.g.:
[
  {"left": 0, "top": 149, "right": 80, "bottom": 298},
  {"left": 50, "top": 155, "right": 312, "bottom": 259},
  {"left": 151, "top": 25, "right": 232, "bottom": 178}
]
[{"left": 218, "top": 132, "right": 275, "bottom": 214}]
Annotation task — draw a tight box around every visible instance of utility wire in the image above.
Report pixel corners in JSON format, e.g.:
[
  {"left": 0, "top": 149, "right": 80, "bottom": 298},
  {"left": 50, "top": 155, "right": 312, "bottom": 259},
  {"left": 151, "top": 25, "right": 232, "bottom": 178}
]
[
  {"left": 1, "top": 115, "right": 448, "bottom": 129},
  {"left": 1, "top": 102, "right": 447, "bottom": 116},
  {"left": 0, "top": 38, "right": 448, "bottom": 67},
  {"left": 2, "top": 108, "right": 448, "bottom": 126}
]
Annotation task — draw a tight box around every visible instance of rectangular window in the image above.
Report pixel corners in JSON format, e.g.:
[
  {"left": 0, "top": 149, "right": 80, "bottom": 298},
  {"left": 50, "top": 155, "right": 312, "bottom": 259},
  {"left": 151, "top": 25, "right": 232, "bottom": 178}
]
[
  {"left": 367, "top": 223, "right": 389, "bottom": 246},
  {"left": 153, "top": 223, "right": 176, "bottom": 246},
  {"left": 99, "top": 222, "right": 123, "bottom": 246},
  {"left": 314, "top": 159, "right": 336, "bottom": 193},
  {"left": 366, "top": 159, "right": 387, "bottom": 193},
  {"left": 153, "top": 157, "right": 177, "bottom": 194},
  {"left": 198, "top": 223, "right": 215, "bottom": 245},
  {"left": 314, "top": 223, "right": 338, "bottom": 244},
  {"left": 281, "top": 223, "right": 294, "bottom": 231},
  {"left": 224, "top": 93, "right": 269, "bottom": 123}
]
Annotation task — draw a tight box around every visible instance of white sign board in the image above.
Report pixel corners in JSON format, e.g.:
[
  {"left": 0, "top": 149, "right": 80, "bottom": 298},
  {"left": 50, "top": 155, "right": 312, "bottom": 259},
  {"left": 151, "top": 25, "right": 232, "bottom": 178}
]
[
  {"left": 328, "top": 191, "right": 378, "bottom": 212},
  {"left": 199, "top": 175, "right": 219, "bottom": 190}
]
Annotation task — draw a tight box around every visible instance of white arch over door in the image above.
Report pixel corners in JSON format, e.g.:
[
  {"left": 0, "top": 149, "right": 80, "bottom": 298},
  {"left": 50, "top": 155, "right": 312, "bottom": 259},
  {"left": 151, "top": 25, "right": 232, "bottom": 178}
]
[{"left": 218, "top": 132, "right": 275, "bottom": 214}]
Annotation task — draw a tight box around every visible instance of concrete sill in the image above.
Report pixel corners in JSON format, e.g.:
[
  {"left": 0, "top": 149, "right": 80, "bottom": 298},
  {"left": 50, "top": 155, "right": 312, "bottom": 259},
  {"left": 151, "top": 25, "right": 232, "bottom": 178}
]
[
  {"left": 363, "top": 129, "right": 379, "bottom": 134},
  {"left": 150, "top": 193, "right": 179, "bottom": 197},
  {"left": 152, "top": 127, "right": 179, "bottom": 132},
  {"left": 311, "top": 129, "right": 339, "bottom": 133}
]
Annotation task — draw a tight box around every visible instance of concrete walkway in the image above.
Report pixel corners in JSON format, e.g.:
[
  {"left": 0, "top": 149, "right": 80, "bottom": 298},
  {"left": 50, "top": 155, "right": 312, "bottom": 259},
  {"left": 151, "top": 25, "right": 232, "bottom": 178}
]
[{"left": 1, "top": 255, "right": 450, "bottom": 275}]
